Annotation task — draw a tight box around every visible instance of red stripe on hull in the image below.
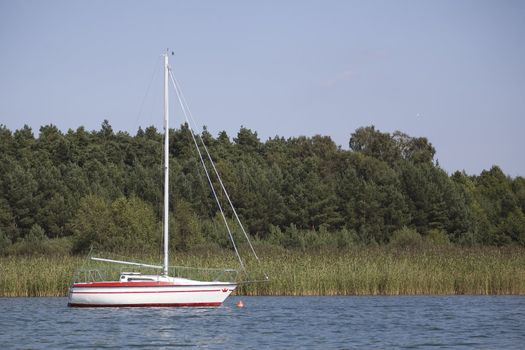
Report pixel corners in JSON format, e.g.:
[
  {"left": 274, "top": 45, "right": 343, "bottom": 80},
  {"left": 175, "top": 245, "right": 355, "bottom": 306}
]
[
  {"left": 72, "top": 281, "right": 179, "bottom": 288},
  {"left": 68, "top": 302, "right": 222, "bottom": 308},
  {"left": 71, "top": 289, "right": 227, "bottom": 294}
]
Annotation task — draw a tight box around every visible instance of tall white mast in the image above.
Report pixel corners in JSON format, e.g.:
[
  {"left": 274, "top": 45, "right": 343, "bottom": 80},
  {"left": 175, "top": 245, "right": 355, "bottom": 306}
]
[{"left": 163, "top": 52, "right": 169, "bottom": 276}]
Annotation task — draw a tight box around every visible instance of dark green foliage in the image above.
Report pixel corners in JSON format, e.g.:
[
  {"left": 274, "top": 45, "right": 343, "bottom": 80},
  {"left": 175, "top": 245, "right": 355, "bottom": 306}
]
[
  {"left": 4, "top": 223, "right": 72, "bottom": 256},
  {"left": 400, "top": 162, "right": 469, "bottom": 236},
  {"left": 171, "top": 200, "right": 204, "bottom": 251},
  {"left": 282, "top": 224, "right": 305, "bottom": 250},
  {"left": 0, "top": 228, "right": 11, "bottom": 255},
  {"left": 70, "top": 195, "right": 158, "bottom": 254},
  {"left": 389, "top": 227, "right": 423, "bottom": 248},
  {"left": 350, "top": 126, "right": 401, "bottom": 165},
  {"left": 425, "top": 229, "right": 451, "bottom": 245},
  {"left": 469, "top": 166, "right": 523, "bottom": 244},
  {"left": 0, "top": 121, "right": 523, "bottom": 256}
]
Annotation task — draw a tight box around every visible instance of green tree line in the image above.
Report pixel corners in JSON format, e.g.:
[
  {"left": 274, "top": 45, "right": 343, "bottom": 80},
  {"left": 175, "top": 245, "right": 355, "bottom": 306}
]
[{"left": 0, "top": 122, "right": 524, "bottom": 255}]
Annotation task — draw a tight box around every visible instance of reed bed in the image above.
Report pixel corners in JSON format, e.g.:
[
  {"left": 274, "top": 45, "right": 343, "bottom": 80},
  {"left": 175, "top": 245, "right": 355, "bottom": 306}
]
[
  {"left": 0, "top": 256, "right": 81, "bottom": 297},
  {"left": 0, "top": 246, "right": 524, "bottom": 297},
  {"left": 239, "top": 246, "right": 525, "bottom": 296}
]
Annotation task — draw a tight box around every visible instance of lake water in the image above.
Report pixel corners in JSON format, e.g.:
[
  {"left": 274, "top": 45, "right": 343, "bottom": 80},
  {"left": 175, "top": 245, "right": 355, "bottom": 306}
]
[{"left": 0, "top": 296, "right": 523, "bottom": 349}]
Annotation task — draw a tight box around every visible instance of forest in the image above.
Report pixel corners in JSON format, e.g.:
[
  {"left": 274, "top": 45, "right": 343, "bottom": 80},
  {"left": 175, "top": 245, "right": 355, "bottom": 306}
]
[{"left": 1, "top": 121, "right": 524, "bottom": 257}]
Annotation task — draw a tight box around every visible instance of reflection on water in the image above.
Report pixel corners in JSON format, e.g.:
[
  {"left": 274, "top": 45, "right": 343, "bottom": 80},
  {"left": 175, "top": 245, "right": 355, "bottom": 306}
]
[{"left": 0, "top": 296, "right": 524, "bottom": 349}]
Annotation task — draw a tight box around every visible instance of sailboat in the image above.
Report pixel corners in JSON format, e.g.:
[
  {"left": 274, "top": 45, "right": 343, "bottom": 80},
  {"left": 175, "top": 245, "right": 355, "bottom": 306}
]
[{"left": 68, "top": 52, "right": 261, "bottom": 307}]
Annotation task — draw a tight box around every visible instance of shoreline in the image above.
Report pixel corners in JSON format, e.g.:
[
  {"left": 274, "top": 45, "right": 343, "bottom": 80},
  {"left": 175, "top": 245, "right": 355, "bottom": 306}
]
[{"left": 1, "top": 246, "right": 524, "bottom": 297}]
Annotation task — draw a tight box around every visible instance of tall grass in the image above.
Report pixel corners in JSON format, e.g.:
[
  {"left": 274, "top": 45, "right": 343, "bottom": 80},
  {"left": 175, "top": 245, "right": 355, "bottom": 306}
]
[
  {"left": 238, "top": 245, "right": 525, "bottom": 296},
  {"left": 0, "top": 246, "right": 524, "bottom": 297},
  {"left": 0, "top": 256, "right": 81, "bottom": 297}
]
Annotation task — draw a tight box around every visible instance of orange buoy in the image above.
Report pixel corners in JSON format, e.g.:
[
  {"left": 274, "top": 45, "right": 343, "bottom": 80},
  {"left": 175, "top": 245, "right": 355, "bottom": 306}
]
[{"left": 236, "top": 300, "right": 245, "bottom": 308}]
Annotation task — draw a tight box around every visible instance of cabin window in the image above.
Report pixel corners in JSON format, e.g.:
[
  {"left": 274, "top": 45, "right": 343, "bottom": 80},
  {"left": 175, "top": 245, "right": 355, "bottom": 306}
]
[{"left": 128, "top": 277, "right": 154, "bottom": 281}]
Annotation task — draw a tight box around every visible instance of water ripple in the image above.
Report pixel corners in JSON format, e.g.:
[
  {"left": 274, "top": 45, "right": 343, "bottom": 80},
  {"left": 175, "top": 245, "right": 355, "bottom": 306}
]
[{"left": 0, "top": 296, "right": 524, "bottom": 349}]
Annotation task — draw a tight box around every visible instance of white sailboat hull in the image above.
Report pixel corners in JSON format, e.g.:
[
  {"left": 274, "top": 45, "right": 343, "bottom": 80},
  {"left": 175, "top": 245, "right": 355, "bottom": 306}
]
[{"left": 68, "top": 281, "right": 237, "bottom": 307}]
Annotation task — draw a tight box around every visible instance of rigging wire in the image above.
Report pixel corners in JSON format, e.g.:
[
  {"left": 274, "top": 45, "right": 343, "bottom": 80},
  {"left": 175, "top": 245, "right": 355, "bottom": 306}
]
[
  {"left": 168, "top": 68, "right": 245, "bottom": 271},
  {"left": 135, "top": 56, "right": 162, "bottom": 127},
  {"left": 169, "top": 68, "right": 268, "bottom": 279},
  {"left": 171, "top": 80, "right": 262, "bottom": 259},
  {"left": 131, "top": 56, "right": 164, "bottom": 261}
]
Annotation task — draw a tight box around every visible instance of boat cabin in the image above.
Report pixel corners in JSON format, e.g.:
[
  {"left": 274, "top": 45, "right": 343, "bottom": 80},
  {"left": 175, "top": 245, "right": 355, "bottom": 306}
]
[{"left": 119, "top": 273, "right": 157, "bottom": 282}]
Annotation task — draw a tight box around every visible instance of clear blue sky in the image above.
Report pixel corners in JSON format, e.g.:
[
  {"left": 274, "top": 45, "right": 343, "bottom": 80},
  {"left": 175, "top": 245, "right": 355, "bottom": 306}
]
[{"left": 1, "top": 0, "right": 524, "bottom": 176}]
